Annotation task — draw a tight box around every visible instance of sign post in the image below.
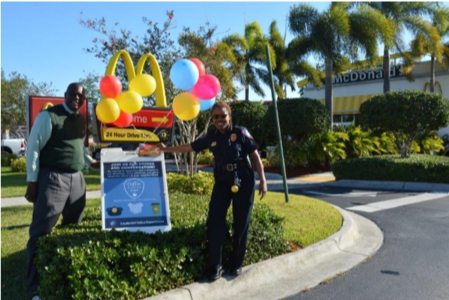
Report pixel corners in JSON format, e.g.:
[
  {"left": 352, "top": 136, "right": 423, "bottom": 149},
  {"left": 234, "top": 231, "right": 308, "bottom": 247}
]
[{"left": 101, "top": 148, "right": 171, "bottom": 233}]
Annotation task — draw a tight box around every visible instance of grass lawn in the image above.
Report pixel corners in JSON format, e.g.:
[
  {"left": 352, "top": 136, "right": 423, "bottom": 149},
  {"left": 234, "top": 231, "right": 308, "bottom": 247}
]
[
  {"left": 1, "top": 167, "right": 101, "bottom": 198},
  {"left": 1, "top": 192, "right": 341, "bottom": 300}
]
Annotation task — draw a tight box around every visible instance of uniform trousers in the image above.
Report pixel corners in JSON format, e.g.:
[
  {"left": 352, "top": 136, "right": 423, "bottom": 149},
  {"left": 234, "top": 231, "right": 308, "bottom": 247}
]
[
  {"left": 207, "top": 171, "right": 255, "bottom": 270},
  {"left": 26, "top": 167, "right": 86, "bottom": 293}
]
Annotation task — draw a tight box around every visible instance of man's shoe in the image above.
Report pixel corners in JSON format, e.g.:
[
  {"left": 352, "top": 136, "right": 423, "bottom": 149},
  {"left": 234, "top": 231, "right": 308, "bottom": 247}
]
[
  {"left": 230, "top": 267, "right": 242, "bottom": 276},
  {"left": 209, "top": 265, "right": 224, "bottom": 281}
]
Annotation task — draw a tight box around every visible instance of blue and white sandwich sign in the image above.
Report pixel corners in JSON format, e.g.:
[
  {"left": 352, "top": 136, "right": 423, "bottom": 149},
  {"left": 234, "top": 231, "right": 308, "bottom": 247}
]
[{"left": 100, "top": 147, "right": 171, "bottom": 233}]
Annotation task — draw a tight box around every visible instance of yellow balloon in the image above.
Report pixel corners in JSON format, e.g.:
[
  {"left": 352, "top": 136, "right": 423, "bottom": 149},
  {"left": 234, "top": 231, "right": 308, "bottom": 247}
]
[
  {"left": 96, "top": 98, "right": 120, "bottom": 123},
  {"left": 173, "top": 92, "right": 200, "bottom": 121},
  {"left": 117, "top": 91, "right": 143, "bottom": 114},
  {"left": 129, "top": 74, "right": 157, "bottom": 97}
]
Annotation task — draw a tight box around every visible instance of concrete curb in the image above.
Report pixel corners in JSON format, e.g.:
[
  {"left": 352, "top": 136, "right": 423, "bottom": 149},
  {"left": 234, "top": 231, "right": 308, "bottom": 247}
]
[
  {"left": 143, "top": 206, "right": 383, "bottom": 300},
  {"left": 325, "top": 180, "right": 449, "bottom": 192}
]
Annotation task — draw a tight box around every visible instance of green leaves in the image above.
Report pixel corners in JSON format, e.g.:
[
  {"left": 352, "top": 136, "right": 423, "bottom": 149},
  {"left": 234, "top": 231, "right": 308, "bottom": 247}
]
[
  {"left": 34, "top": 190, "right": 287, "bottom": 299},
  {"left": 360, "top": 91, "right": 449, "bottom": 157},
  {"left": 333, "top": 154, "right": 449, "bottom": 183}
]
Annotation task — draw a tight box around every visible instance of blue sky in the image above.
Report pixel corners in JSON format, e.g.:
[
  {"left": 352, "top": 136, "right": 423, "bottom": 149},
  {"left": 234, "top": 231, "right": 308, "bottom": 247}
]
[
  {"left": 1, "top": 1, "right": 331, "bottom": 100},
  {"left": 1, "top": 1, "right": 447, "bottom": 101}
]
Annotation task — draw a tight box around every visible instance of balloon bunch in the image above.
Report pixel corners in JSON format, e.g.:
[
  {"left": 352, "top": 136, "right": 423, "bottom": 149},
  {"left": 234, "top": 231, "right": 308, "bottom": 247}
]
[
  {"left": 170, "top": 58, "right": 221, "bottom": 121},
  {"left": 96, "top": 74, "right": 156, "bottom": 127}
]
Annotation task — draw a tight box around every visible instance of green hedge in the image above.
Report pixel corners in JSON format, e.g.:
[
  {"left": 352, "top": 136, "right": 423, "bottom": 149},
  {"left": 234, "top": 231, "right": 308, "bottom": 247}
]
[
  {"left": 166, "top": 171, "right": 215, "bottom": 195},
  {"left": 35, "top": 193, "right": 287, "bottom": 300},
  {"left": 11, "top": 157, "right": 26, "bottom": 172},
  {"left": 332, "top": 154, "right": 449, "bottom": 183},
  {"left": 1, "top": 153, "right": 17, "bottom": 167}
]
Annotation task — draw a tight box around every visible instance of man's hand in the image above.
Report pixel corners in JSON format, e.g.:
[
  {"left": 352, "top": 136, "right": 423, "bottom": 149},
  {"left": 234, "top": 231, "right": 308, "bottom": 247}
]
[
  {"left": 25, "top": 182, "right": 38, "bottom": 203},
  {"left": 90, "top": 160, "right": 101, "bottom": 169}
]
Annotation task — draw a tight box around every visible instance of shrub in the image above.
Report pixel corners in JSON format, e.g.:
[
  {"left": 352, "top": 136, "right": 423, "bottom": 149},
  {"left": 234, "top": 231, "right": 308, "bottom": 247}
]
[
  {"left": 263, "top": 98, "right": 330, "bottom": 143},
  {"left": 360, "top": 91, "right": 449, "bottom": 157},
  {"left": 332, "top": 154, "right": 449, "bottom": 183},
  {"left": 197, "top": 149, "right": 214, "bottom": 165},
  {"left": 230, "top": 100, "right": 268, "bottom": 148},
  {"left": 10, "top": 157, "right": 26, "bottom": 172},
  {"left": 1, "top": 153, "right": 17, "bottom": 166},
  {"left": 35, "top": 193, "right": 287, "bottom": 300},
  {"left": 166, "top": 171, "right": 215, "bottom": 195},
  {"left": 261, "top": 158, "right": 271, "bottom": 168}
]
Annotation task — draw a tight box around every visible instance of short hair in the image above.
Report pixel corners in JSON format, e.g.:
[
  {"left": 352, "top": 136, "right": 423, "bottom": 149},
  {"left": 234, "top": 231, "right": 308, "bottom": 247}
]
[
  {"left": 211, "top": 101, "right": 232, "bottom": 116},
  {"left": 66, "top": 82, "right": 85, "bottom": 94}
]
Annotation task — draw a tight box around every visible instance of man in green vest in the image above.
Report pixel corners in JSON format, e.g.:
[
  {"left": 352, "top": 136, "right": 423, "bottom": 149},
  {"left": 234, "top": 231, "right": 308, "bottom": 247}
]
[{"left": 25, "top": 83, "right": 99, "bottom": 300}]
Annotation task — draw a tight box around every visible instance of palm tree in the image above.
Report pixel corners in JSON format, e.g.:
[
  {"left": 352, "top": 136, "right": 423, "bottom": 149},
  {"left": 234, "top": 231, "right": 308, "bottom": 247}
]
[
  {"left": 410, "top": 6, "right": 449, "bottom": 92},
  {"left": 362, "top": 2, "right": 442, "bottom": 93},
  {"left": 266, "top": 20, "right": 324, "bottom": 99},
  {"left": 265, "top": 20, "right": 296, "bottom": 99},
  {"left": 218, "top": 21, "right": 276, "bottom": 101},
  {"left": 288, "top": 3, "right": 392, "bottom": 128}
]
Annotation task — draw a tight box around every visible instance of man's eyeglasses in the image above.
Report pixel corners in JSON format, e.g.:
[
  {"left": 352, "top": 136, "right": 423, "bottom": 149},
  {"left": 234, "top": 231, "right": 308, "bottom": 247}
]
[
  {"left": 212, "top": 114, "right": 228, "bottom": 120},
  {"left": 69, "top": 92, "right": 86, "bottom": 100}
]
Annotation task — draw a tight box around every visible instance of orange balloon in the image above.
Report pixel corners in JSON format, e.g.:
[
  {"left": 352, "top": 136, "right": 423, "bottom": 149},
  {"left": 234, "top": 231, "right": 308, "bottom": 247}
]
[
  {"left": 99, "top": 75, "right": 122, "bottom": 98},
  {"left": 112, "top": 110, "right": 133, "bottom": 127},
  {"left": 189, "top": 58, "right": 206, "bottom": 76}
]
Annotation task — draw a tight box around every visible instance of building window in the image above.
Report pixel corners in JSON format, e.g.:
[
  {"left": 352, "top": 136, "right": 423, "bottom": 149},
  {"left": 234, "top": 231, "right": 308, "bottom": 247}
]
[{"left": 333, "top": 114, "right": 358, "bottom": 127}]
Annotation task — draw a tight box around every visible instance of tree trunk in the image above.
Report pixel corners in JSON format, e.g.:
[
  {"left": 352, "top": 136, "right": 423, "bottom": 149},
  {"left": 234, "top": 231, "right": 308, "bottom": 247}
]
[
  {"left": 430, "top": 54, "right": 435, "bottom": 93},
  {"left": 245, "top": 86, "right": 249, "bottom": 101},
  {"left": 325, "top": 57, "right": 333, "bottom": 129},
  {"left": 383, "top": 47, "right": 390, "bottom": 93}
]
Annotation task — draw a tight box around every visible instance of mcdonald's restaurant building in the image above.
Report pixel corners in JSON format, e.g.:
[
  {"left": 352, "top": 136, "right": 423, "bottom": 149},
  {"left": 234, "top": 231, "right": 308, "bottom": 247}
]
[{"left": 302, "top": 60, "right": 449, "bottom": 136}]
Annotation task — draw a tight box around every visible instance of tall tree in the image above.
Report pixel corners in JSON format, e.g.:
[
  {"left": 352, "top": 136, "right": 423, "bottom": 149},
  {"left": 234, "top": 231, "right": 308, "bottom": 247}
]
[
  {"left": 78, "top": 71, "right": 102, "bottom": 137},
  {"left": 218, "top": 21, "right": 276, "bottom": 101},
  {"left": 1, "top": 69, "right": 55, "bottom": 138},
  {"left": 362, "top": 2, "right": 442, "bottom": 93},
  {"left": 266, "top": 20, "right": 297, "bottom": 99},
  {"left": 79, "top": 11, "right": 182, "bottom": 106},
  {"left": 288, "top": 3, "right": 392, "bottom": 128}
]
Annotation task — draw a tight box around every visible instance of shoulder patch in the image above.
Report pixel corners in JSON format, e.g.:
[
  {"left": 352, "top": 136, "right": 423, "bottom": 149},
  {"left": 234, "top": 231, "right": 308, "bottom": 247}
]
[{"left": 242, "top": 128, "right": 253, "bottom": 139}]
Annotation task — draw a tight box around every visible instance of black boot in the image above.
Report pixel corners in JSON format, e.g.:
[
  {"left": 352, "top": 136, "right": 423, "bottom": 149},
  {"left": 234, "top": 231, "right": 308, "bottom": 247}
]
[
  {"left": 230, "top": 267, "right": 242, "bottom": 277},
  {"left": 209, "top": 265, "right": 224, "bottom": 282}
]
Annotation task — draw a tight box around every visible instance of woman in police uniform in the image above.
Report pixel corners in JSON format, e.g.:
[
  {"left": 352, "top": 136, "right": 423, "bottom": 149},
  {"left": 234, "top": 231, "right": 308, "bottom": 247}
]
[{"left": 157, "top": 101, "right": 267, "bottom": 281}]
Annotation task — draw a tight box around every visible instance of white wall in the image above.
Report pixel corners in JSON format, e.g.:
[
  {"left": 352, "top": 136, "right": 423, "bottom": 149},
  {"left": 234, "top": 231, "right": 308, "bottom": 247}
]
[{"left": 303, "top": 60, "right": 449, "bottom": 99}]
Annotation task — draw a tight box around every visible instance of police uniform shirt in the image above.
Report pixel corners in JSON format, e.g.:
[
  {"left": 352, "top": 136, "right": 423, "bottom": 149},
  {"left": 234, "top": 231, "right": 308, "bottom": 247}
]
[{"left": 191, "top": 125, "right": 258, "bottom": 181}]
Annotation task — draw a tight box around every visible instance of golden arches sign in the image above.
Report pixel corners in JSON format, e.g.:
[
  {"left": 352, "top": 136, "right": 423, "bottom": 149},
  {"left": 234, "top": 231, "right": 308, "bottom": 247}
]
[
  {"left": 423, "top": 81, "right": 442, "bottom": 94},
  {"left": 94, "top": 50, "right": 175, "bottom": 144},
  {"left": 104, "top": 50, "right": 167, "bottom": 108}
]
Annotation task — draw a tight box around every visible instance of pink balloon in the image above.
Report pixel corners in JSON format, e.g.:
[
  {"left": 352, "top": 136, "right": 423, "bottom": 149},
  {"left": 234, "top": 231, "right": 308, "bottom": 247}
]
[
  {"left": 112, "top": 110, "right": 133, "bottom": 128},
  {"left": 99, "top": 75, "right": 122, "bottom": 98},
  {"left": 189, "top": 58, "right": 206, "bottom": 76},
  {"left": 192, "top": 75, "right": 221, "bottom": 100}
]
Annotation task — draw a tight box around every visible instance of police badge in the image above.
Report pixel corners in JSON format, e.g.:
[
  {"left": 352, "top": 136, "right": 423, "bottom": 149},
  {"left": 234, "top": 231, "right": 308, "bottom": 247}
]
[{"left": 230, "top": 133, "right": 237, "bottom": 142}]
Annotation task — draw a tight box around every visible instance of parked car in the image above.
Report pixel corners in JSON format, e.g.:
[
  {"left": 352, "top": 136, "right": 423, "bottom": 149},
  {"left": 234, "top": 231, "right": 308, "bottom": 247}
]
[{"left": 1, "top": 138, "right": 26, "bottom": 156}]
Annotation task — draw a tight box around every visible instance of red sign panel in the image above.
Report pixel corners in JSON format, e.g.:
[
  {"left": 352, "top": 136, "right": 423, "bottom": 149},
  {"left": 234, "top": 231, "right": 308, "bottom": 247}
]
[
  {"left": 92, "top": 105, "right": 174, "bottom": 144},
  {"left": 28, "top": 96, "right": 89, "bottom": 146},
  {"left": 129, "top": 108, "right": 174, "bottom": 128}
]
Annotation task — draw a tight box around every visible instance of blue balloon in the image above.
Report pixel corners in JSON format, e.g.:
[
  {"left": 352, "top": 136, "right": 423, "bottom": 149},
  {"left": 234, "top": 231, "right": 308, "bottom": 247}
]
[
  {"left": 170, "top": 59, "right": 199, "bottom": 90},
  {"left": 199, "top": 97, "right": 215, "bottom": 111}
]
